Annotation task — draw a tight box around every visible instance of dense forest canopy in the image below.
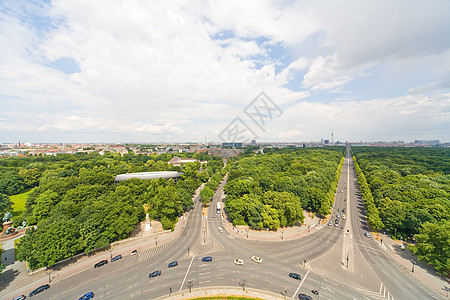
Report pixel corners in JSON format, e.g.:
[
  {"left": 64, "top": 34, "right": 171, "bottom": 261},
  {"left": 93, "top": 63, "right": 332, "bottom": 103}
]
[
  {"left": 224, "top": 147, "right": 345, "bottom": 229},
  {"left": 0, "top": 151, "right": 226, "bottom": 270},
  {"left": 352, "top": 147, "right": 450, "bottom": 275}
]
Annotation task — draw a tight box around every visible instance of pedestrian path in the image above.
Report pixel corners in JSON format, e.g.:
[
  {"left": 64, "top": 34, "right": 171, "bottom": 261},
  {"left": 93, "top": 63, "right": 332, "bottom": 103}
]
[
  {"left": 358, "top": 282, "right": 395, "bottom": 300},
  {"left": 206, "top": 239, "right": 225, "bottom": 254},
  {"left": 138, "top": 240, "right": 175, "bottom": 262}
]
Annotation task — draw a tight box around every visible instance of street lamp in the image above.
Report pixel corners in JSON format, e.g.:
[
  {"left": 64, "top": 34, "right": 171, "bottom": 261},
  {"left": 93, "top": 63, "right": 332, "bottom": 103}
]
[
  {"left": 154, "top": 235, "right": 158, "bottom": 246},
  {"left": 46, "top": 267, "right": 52, "bottom": 283},
  {"left": 281, "top": 287, "right": 288, "bottom": 299},
  {"left": 239, "top": 278, "right": 247, "bottom": 291},
  {"left": 411, "top": 260, "right": 415, "bottom": 273},
  {"left": 245, "top": 229, "right": 249, "bottom": 238},
  {"left": 187, "top": 280, "right": 194, "bottom": 293},
  {"left": 281, "top": 230, "right": 285, "bottom": 240}
]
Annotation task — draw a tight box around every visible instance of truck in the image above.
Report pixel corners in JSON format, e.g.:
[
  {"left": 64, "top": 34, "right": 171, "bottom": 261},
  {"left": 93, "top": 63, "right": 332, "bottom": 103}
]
[{"left": 216, "top": 202, "right": 221, "bottom": 214}]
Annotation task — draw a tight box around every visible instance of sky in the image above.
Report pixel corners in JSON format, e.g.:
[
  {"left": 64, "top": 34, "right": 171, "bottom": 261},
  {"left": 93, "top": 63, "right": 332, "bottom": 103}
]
[{"left": 1, "top": 0, "right": 449, "bottom": 143}]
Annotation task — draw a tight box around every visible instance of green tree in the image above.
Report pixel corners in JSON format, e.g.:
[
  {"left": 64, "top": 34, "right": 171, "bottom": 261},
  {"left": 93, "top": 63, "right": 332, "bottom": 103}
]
[
  {"left": 409, "top": 220, "right": 450, "bottom": 276},
  {"left": 0, "top": 193, "right": 12, "bottom": 215},
  {"left": 199, "top": 186, "right": 214, "bottom": 207}
]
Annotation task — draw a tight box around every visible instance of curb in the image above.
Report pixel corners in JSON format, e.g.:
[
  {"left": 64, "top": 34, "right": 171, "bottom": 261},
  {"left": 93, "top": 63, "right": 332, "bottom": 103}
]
[{"left": 154, "top": 286, "right": 288, "bottom": 300}]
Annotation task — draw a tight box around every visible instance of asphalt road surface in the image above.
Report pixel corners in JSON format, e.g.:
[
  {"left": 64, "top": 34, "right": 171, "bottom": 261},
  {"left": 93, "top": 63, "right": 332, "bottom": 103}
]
[{"left": 18, "top": 147, "right": 444, "bottom": 300}]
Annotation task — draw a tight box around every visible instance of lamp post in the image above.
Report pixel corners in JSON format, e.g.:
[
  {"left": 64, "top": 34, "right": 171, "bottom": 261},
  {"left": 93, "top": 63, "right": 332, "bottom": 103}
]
[
  {"left": 411, "top": 260, "right": 415, "bottom": 273},
  {"left": 187, "top": 280, "right": 193, "bottom": 293},
  {"left": 281, "top": 287, "right": 288, "bottom": 299},
  {"left": 281, "top": 230, "right": 285, "bottom": 240},
  {"left": 239, "top": 278, "right": 247, "bottom": 291},
  {"left": 154, "top": 235, "right": 158, "bottom": 246},
  {"left": 46, "top": 267, "right": 51, "bottom": 283},
  {"left": 245, "top": 229, "right": 249, "bottom": 238}
]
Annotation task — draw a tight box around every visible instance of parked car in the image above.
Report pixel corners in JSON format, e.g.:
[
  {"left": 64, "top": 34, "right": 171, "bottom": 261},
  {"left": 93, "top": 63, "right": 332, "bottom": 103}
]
[
  {"left": 78, "top": 291, "right": 95, "bottom": 300},
  {"left": 13, "top": 295, "right": 26, "bottom": 300},
  {"left": 328, "top": 221, "right": 332, "bottom": 226},
  {"left": 131, "top": 250, "right": 137, "bottom": 255},
  {"left": 94, "top": 260, "right": 108, "bottom": 268},
  {"left": 29, "top": 284, "right": 50, "bottom": 297},
  {"left": 342, "top": 208, "right": 346, "bottom": 213},
  {"left": 251, "top": 256, "right": 262, "bottom": 263},
  {"left": 336, "top": 213, "right": 340, "bottom": 218},
  {"left": 111, "top": 254, "right": 122, "bottom": 262},
  {"left": 364, "top": 232, "right": 371, "bottom": 238},
  {"left": 168, "top": 261, "right": 178, "bottom": 268},
  {"left": 334, "top": 219, "right": 339, "bottom": 226},
  {"left": 298, "top": 293, "right": 312, "bottom": 300},
  {"left": 202, "top": 256, "right": 212, "bottom": 262},
  {"left": 234, "top": 259, "right": 244, "bottom": 265},
  {"left": 218, "top": 227, "right": 223, "bottom": 232},
  {"left": 148, "top": 270, "right": 161, "bottom": 278},
  {"left": 289, "top": 272, "right": 301, "bottom": 280},
  {"left": 342, "top": 214, "right": 346, "bottom": 219},
  {"left": 400, "top": 245, "right": 406, "bottom": 250},
  {"left": 337, "top": 208, "right": 340, "bottom": 212}
]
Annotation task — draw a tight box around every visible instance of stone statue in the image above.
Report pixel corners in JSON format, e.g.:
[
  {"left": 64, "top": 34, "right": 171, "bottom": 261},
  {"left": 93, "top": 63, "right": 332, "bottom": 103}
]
[{"left": 2, "top": 211, "right": 12, "bottom": 223}]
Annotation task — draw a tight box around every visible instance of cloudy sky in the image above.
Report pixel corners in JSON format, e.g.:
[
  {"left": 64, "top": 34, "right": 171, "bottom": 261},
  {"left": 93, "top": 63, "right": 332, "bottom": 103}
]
[{"left": 1, "top": 0, "right": 449, "bottom": 143}]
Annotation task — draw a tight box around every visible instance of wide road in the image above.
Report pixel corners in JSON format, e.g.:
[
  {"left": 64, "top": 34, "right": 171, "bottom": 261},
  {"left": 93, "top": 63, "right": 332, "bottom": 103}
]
[{"left": 19, "top": 148, "right": 444, "bottom": 300}]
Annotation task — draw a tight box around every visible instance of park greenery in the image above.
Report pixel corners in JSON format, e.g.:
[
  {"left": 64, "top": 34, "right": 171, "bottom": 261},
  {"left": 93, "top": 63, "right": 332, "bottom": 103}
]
[
  {"left": 0, "top": 151, "right": 225, "bottom": 270},
  {"left": 352, "top": 147, "right": 450, "bottom": 275},
  {"left": 224, "top": 147, "right": 345, "bottom": 230}
]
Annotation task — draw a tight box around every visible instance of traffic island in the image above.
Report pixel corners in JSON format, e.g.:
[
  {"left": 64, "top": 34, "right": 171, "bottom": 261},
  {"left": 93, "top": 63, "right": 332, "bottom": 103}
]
[{"left": 155, "top": 286, "right": 287, "bottom": 300}]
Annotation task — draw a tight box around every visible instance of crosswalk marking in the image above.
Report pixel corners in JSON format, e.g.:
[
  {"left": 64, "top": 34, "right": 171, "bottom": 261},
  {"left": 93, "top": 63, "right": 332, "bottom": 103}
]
[
  {"left": 207, "top": 240, "right": 225, "bottom": 254},
  {"left": 138, "top": 241, "right": 174, "bottom": 262},
  {"left": 357, "top": 282, "right": 394, "bottom": 300}
]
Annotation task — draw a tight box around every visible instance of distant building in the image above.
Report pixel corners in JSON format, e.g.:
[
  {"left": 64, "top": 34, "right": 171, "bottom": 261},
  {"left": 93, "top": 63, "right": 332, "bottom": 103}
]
[
  {"left": 114, "top": 171, "right": 183, "bottom": 184},
  {"left": 414, "top": 140, "right": 439, "bottom": 145},
  {"left": 208, "top": 148, "right": 244, "bottom": 158},
  {"left": 222, "top": 142, "right": 243, "bottom": 148},
  {"left": 168, "top": 156, "right": 206, "bottom": 166}
]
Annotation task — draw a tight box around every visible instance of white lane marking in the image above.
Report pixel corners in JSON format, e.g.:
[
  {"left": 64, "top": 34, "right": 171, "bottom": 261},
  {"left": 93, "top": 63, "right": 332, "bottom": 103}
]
[
  {"left": 323, "top": 278, "right": 338, "bottom": 286},
  {"left": 291, "top": 270, "right": 309, "bottom": 299},
  {"left": 323, "top": 286, "right": 335, "bottom": 293},
  {"left": 179, "top": 255, "right": 195, "bottom": 292}
]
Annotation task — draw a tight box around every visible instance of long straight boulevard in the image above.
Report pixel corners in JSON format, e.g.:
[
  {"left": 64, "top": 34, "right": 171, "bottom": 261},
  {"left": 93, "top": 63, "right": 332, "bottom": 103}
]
[{"left": 4, "top": 147, "right": 445, "bottom": 300}]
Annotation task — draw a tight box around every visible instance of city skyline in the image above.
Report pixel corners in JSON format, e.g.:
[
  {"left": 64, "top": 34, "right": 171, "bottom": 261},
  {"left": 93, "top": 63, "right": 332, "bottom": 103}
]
[{"left": 1, "top": 0, "right": 449, "bottom": 143}]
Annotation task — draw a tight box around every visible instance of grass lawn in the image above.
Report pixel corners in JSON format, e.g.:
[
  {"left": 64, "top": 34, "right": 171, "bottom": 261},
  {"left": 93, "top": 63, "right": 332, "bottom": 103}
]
[{"left": 9, "top": 188, "right": 33, "bottom": 216}]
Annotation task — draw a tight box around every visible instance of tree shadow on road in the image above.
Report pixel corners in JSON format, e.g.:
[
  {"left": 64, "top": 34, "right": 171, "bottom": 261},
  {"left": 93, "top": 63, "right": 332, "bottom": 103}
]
[{"left": 0, "top": 267, "right": 21, "bottom": 292}]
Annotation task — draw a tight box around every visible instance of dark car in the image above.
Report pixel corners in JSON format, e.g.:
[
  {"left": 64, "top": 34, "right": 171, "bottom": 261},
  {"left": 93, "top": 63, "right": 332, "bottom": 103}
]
[
  {"left": 289, "top": 272, "right": 301, "bottom": 280},
  {"left": 131, "top": 250, "right": 137, "bottom": 255},
  {"left": 13, "top": 295, "right": 26, "bottom": 300},
  {"left": 342, "top": 208, "right": 346, "bottom": 213},
  {"left": 298, "top": 293, "right": 312, "bottom": 300},
  {"left": 202, "top": 256, "right": 212, "bottom": 262},
  {"left": 149, "top": 270, "right": 161, "bottom": 278},
  {"left": 111, "top": 254, "right": 122, "bottom": 262},
  {"left": 168, "top": 261, "right": 178, "bottom": 268},
  {"left": 94, "top": 260, "right": 108, "bottom": 268},
  {"left": 78, "top": 291, "right": 95, "bottom": 300},
  {"left": 29, "top": 284, "right": 50, "bottom": 297}
]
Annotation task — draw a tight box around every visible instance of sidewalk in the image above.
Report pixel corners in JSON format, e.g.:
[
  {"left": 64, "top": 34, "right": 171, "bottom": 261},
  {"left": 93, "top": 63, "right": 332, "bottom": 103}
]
[
  {"left": 372, "top": 230, "right": 449, "bottom": 298},
  {"left": 0, "top": 210, "right": 190, "bottom": 299},
  {"left": 221, "top": 210, "right": 325, "bottom": 242}
]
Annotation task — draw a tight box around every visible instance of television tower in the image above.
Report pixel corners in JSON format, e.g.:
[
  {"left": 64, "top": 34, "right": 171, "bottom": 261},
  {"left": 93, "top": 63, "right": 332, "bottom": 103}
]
[{"left": 331, "top": 131, "right": 334, "bottom": 144}]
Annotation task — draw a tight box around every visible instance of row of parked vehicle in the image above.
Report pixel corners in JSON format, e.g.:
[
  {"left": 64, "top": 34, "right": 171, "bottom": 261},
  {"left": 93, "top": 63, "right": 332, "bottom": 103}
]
[{"left": 13, "top": 285, "right": 93, "bottom": 299}]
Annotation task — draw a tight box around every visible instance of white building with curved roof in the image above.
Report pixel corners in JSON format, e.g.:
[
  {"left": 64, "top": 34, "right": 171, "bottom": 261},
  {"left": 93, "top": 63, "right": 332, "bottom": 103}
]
[{"left": 114, "top": 171, "right": 183, "bottom": 183}]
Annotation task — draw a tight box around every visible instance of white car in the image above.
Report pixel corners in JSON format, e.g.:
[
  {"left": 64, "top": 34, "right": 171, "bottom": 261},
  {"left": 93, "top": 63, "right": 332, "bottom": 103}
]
[
  {"left": 251, "top": 256, "right": 262, "bottom": 263},
  {"left": 364, "top": 232, "right": 371, "bottom": 238},
  {"left": 342, "top": 214, "right": 346, "bottom": 219},
  {"left": 218, "top": 227, "right": 223, "bottom": 232},
  {"left": 234, "top": 259, "right": 244, "bottom": 265}
]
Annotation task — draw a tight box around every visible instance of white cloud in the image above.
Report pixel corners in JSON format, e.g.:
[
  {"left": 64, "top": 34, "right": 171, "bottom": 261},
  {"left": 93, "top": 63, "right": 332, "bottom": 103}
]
[{"left": 0, "top": 0, "right": 449, "bottom": 142}]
